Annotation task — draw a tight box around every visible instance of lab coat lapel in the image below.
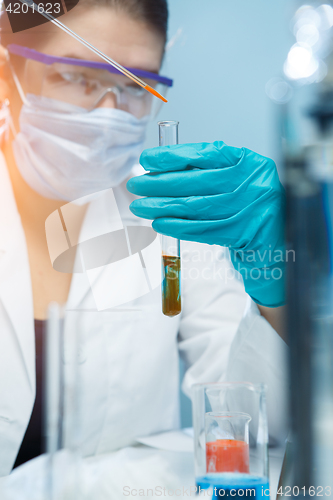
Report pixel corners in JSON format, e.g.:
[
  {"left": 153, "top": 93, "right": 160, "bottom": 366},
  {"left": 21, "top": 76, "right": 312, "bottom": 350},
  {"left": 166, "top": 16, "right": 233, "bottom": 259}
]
[{"left": 0, "top": 152, "right": 35, "bottom": 391}]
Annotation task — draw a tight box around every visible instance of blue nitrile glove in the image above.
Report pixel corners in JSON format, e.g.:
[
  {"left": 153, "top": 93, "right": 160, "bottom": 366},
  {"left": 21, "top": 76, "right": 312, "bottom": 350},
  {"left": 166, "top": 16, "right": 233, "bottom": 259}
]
[{"left": 127, "top": 141, "right": 286, "bottom": 307}]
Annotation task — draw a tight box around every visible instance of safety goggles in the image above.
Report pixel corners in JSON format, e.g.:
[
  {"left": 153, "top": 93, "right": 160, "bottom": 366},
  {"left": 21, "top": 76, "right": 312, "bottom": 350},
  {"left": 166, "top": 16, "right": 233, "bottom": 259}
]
[{"left": 7, "top": 44, "right": 173, "bottom": 118}]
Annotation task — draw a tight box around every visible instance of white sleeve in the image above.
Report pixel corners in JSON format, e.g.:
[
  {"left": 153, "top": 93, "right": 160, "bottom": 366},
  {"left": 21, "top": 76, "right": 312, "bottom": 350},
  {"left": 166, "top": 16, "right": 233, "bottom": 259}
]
[
  {"left": 178, "top": 243, "right": 248, "bottom": 395},
  {"left": 225, "top": 297, "right": 289, "bottom": 445}
]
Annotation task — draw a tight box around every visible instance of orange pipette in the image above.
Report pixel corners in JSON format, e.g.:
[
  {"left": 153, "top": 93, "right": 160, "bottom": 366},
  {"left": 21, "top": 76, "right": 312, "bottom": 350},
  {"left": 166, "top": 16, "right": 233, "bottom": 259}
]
[{"left": 17, "top": 0, "right": 168, "bottom": 103}]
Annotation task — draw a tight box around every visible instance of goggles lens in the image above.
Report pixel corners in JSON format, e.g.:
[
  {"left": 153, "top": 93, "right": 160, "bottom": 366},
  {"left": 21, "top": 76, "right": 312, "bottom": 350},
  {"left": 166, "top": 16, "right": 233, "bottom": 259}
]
[
  {"left": 8, "top": 45, "right": 172, "bottom": 119},
  {"left": 39, "top": 63, "right": 168, "bottom": 118}
]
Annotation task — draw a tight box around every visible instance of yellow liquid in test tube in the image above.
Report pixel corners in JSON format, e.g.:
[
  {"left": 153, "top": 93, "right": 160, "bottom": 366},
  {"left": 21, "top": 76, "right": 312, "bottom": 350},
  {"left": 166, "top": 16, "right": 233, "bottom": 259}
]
[{"left": 162, "top": 255, "right": 181, "bottom": 317}]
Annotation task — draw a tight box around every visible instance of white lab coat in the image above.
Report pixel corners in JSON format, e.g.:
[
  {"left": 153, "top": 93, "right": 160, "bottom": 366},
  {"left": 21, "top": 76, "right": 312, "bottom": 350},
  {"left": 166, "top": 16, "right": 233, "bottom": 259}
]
[{"left": 0, "top": 151, "right": 288, "bottom": 479}]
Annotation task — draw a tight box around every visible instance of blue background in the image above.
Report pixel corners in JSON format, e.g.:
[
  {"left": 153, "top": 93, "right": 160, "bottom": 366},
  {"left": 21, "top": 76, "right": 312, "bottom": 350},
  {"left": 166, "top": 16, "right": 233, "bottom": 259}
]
[{"left": 145, "top": 0, "right": 295, "bottom": 167}]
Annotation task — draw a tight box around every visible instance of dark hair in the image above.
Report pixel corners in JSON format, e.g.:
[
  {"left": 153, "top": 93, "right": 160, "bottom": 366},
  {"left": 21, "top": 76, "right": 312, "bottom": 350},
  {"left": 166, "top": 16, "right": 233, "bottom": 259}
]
[
  {"left": 85, "top": 0, "right": 168, "bottom": 40},
  {"left": 0, "top": 0, "right": 168, "bottom": 47}
]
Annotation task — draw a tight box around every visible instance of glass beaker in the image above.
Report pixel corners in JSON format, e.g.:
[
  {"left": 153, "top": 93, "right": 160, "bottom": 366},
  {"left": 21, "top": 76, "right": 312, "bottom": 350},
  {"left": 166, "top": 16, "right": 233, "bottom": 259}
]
[
  {"left": 158, "top": 120, "right": 181, "bottom": 317},
  {"left": 192, "top": 382, "right": 269, "bottom": 498},
  {"left": 205, "top": 412, "right": 251, "bottom": 474}
]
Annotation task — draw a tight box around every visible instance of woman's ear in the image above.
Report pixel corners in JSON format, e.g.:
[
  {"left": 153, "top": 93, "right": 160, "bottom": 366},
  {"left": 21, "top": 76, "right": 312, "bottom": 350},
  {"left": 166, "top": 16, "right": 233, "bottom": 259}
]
[{"left": 0, "top": 45, "right": 12, "bottom": 102}]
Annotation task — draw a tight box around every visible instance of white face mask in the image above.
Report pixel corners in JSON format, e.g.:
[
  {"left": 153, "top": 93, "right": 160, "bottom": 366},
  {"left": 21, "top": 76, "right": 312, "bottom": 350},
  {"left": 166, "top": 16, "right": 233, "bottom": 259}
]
[{"left": 12, "top": 95, "right": 148, "bottom": 202}]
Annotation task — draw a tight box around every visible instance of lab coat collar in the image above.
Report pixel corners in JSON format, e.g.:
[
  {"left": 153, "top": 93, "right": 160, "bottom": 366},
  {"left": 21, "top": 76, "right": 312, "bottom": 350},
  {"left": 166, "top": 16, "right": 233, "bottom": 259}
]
[{"left": 0, "top": 151, "right": 35, "bottom": 391}]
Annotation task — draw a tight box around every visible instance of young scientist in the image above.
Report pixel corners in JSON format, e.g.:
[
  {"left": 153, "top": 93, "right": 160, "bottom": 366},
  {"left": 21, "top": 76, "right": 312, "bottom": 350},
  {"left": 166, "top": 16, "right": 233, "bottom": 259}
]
[{"left": 0, "top": 0, "right": 287, "bottom": 485}]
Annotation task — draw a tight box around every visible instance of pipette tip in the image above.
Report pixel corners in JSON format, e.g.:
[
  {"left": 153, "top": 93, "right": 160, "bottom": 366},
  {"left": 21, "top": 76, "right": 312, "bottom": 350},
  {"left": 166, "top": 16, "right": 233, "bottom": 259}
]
[{"left": 145, "top": 85, "right": 168, "bottom": 103}]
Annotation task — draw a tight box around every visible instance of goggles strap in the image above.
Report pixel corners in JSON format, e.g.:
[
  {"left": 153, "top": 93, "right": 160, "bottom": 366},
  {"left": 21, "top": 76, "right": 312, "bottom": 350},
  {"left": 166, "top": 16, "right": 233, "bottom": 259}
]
[
  {"left": 6, "top": 51, "right": 30, "bottom": 107},
  {"left": 0, "top": 99, "right": 11, "bottom": 142},
  {"left": 9, "top": 109, "right": 18, "bottom": 138}
]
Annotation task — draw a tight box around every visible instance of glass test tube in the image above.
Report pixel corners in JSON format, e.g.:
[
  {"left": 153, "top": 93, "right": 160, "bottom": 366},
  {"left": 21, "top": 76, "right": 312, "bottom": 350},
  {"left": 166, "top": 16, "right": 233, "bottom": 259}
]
[{"left": 159, "top": 121, "right": 181, "bottom": 317}]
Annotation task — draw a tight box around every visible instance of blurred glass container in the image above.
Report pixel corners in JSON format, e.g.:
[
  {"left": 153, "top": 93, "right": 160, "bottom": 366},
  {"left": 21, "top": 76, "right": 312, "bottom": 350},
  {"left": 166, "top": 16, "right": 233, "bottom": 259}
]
[
  {"left": 44, "top": 303, "right": 82, "bottom": 500},
  {"left": 272, "top": 2, "right": 333, "bottom": 492},
  {"left": 192, "top": 383, "right": 269, "bottom": 498},
  {"left": 205, "top": 412, "right": 251, "bottom": 474}
]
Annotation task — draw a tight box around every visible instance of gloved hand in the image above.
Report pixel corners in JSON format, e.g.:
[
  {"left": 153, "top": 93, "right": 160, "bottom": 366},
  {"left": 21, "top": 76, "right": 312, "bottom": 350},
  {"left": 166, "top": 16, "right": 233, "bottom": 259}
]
[{"left": 127, "top": 141, "right": 286, "bottom": 307}]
